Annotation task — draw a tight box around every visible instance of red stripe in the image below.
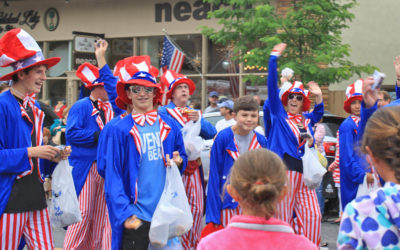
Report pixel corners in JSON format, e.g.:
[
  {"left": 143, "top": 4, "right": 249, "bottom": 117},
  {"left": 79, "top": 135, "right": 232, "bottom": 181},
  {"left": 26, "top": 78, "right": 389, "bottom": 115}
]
[{"left": 171, "top": 50, "right": 180, "bottom": 72}]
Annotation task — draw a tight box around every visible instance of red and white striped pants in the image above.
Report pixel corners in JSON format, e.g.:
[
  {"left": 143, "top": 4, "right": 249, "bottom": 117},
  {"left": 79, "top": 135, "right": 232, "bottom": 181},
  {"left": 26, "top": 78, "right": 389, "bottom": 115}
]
[
  {"left": 181, "top": 167, "right": 204, "bottom": 250},
  {"left": 0, "top": 208, "right": 53, "bottom": 250},
  {"left": 64, "top": 162, "right": 111, "bottom": 250},
  {"left": 275, "top": 170, "right": 321, "bottom": 246},
  {"left": 221, "top": 206, "right": 241, "bottom": 228}
]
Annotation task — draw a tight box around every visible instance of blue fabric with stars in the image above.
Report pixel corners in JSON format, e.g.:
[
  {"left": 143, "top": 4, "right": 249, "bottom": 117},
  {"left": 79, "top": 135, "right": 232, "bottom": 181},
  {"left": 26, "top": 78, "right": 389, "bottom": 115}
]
[{"left": 338, "top": 182, "right": 400, "bottom": 249}]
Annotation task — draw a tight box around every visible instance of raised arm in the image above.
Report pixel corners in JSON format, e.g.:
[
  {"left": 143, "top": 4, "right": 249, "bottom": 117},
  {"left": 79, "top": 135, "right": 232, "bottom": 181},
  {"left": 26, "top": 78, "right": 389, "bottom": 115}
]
[
  {"left": 95, "top": 39, "right": 124, "bottom": 116},
  {"left": 267, "top": 43, "right": 287, "bottom": 115}
]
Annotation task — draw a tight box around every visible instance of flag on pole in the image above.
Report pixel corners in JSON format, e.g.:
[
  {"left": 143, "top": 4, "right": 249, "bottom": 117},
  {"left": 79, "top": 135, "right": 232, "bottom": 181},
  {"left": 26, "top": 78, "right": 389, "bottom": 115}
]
[
  {"left": 160, "top": 35, "right": 185, "bottom": 73},
  {"left": 160, "top": 35, "right": 186, "bottom": 105}
]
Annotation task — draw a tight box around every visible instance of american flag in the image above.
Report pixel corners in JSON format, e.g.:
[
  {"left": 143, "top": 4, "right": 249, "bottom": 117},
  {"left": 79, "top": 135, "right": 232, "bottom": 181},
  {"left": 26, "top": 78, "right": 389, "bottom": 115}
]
[
  {"left": 227, "top": 59, "right": 240, "bottom": 98},
  {"left": 160, "top": 35, "right": 185, "bottom": 73},
  {"left": 160, "top": 35, "right": 186, "bottom": 105}
]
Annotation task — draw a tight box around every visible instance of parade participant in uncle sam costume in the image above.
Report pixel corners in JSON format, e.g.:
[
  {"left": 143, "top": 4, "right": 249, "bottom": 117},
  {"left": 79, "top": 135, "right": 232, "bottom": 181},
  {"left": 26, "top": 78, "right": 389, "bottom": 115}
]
[
  {"left": 104, "top": 56, "right": 187, "bottom": 249},
  {"left": 63, "top": 57, "right": 121, "bottom": 249},
  {"left": 0, "top": 28, "right": 71, "bottom": 249},
  {"left": 158, "top": 69, "right": 217, "bottom": 249},
  {"left": 266, "top": 43, "right": 324, "bottom": 246}
]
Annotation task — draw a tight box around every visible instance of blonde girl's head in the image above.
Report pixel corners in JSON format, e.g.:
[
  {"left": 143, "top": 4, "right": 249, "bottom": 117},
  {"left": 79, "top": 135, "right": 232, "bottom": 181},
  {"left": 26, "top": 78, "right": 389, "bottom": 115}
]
[
  {"left": 227, "top": 148, "right": 287, "bottom": 219},
  {"left": 361, "top": 106, "right": 400, "bottom": 182}
]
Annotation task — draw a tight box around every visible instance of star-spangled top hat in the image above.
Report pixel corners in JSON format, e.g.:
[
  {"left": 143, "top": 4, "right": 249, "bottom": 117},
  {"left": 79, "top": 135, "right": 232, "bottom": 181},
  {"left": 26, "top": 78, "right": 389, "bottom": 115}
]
[
  {"left": 116, "top": 55, "right": 161, "bottom": 105},
  {"left": 0, "top": 28, "right": 60, "bottom": 81},
  {"left": 75, "top": 62, "right": 104, "bottom": 90},
  {"left": 344, "top": 79, "right": 363, "bottom": 114},
  {"left": 160, "top": 69, "right": 195, "bottom": 99},
  {"left": 281, "top": 81, "right": 311, "bottom": 111}
]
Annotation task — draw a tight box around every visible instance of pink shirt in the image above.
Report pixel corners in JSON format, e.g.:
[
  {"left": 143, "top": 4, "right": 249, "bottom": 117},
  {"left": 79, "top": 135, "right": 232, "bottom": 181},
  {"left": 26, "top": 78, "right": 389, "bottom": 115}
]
[{"left": 198, "top": 215, "right": 317, "bottom": 250}]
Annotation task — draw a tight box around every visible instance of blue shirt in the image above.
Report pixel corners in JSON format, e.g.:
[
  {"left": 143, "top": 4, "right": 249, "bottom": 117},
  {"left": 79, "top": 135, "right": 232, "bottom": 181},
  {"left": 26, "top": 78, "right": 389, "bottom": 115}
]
[{"left": 132, "top": 121, "right": 165, "bottom": 222}]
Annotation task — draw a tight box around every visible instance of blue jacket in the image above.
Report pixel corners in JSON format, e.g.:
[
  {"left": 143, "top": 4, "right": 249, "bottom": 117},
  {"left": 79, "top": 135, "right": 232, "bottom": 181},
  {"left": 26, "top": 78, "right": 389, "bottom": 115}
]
[
  {"left": 266, "top": 54, "right": 323, "bottom": 161},
  {"left": 205, "top": 127, "right": 267, "bottom": 225},
  {"left": 66, "top": 64, "right": 120, "bottom": 196},
  {"left": 0, "top": 90, "right": 55, "bottom": 216},
  {"left": 338, "top": 114, "right": 371, "bottom": 210},
  {"left": 96, "top": 114, "right": 126, "bottom": 178},
  {"left": 158, "top": 102, "right": 217, "bottom": 140},
  {"left": 104, "top": 113, "right": 187, "bottom": 250}
]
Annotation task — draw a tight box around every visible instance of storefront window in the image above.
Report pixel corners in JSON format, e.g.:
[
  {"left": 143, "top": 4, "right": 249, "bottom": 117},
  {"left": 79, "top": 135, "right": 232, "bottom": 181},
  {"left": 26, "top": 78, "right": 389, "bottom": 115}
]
[
  {"left": 46, "top": 79, "right": 67, "bottom": 107},
  {"left": 48, "top": 41, "right": 70, "bottom": 77},
  {"left": 208, "top": 42, "right": 234, "bottom": 74},
  {"left": 109, "top": 38, "right": 133, "bottom": 68},
  {"left": 187, "top": 77, "right": 202, "bottom": 108},
  {"left": 206, "top": 77, "right": 235, "bottom": 100},
  {"left": 171, "top": 34, "right": 202, "bottom": 75},
  {"left": 138, "top": 34, "right": 202, "bottom": 75},
  {"left": 138, "top": 36, "right": 163, "bottom": 68}
]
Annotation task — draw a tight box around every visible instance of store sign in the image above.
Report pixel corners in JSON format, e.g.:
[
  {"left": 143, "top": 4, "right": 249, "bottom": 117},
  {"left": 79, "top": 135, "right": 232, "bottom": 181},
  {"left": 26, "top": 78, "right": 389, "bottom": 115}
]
[
  {"left": 73, "top": 51, "right": 97, "bottom": 70},
  {"left": 44, "top": 8, "right": 59, "bottom": 32},
  {"left": 73, "top": 35, "right": 99, "bottom": 69},
  {"left": 0, "top": 10, "right": 40, "bottom": 33},
  {"left": 155, "top": 0, "right": 232, "bottom": 22},
  {"left": 74, "top": 36, "right": 97, "bottom": 53}
]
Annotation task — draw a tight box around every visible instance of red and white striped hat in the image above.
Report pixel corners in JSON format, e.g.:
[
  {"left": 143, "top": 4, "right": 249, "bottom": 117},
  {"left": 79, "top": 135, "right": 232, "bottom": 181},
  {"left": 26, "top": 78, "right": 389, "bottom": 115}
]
[
  {"left": 344, "top": 79, "right": 363, "bottom": 114},
  {"left": 116, "top": 55, "right": 161, "bottom": 105},
  {"left": 75, "top": 62, "right": 104, "bottom": 90},
  {"left": 160, "top": 69, "right": 195, "bottom": 99},
  {"left": 281, "top": 81, "right": 311, "bottom": 111},
  {"left": 0, "top": 29, "right": 60, "bottom": 81}
]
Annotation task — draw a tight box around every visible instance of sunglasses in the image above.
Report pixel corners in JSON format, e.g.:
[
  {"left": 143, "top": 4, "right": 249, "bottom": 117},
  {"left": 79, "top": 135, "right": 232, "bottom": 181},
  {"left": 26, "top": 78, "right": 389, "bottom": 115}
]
[
  {"left": 288, "top": 94, "right": 303, "bottom": 101},
  {"left": 129, "top": 85, "right": 154, "bottom": 94}
]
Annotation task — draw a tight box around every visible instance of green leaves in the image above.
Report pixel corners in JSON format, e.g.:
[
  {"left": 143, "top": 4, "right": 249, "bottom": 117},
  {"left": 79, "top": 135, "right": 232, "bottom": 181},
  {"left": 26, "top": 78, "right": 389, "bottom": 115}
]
[{"left": 201, "top": 0, "right": 375, "bottom": 85}]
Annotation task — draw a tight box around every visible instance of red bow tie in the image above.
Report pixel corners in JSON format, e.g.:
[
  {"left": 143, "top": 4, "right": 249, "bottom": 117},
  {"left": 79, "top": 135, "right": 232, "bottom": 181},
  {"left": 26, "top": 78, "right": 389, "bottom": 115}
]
[
  {"left": 132, "top": 110, "right": 158, "bottom": 126},
  {"left": 288, "top": 113, "right": 302, "bottom": 124},
  {"left": 23, "top": 93, "right": 36, "bottom": 109},
  {"left": 97, "top": 99, "right": 111, "bottom": 111}
]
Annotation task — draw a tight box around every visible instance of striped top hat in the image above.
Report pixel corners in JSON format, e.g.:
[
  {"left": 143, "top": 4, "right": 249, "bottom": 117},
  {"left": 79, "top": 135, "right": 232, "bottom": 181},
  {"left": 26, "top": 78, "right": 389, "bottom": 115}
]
[
  {"left": 76, "top": 62, "right": 104, "bottom": 90},
  {"left": 344, "top": 79, "right": 363, "bottom": 114},
  {"left": 116, "top": 55, "right": 161, "bottom": 105},
  {"left": 0, "top": 29, "right": 60, "bottom": 81},
  {"left": 160, "top": 69, "right": 195, "bottom": 99},
  {"left": 281, "top": 81, "right": 311, "bottom": 111}
]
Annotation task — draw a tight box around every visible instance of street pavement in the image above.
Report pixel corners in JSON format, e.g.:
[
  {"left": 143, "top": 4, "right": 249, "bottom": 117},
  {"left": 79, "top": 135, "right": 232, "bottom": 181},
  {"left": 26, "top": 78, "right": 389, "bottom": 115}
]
[{"left": 51, "top": 217, "right": 340, "bottom": 249}]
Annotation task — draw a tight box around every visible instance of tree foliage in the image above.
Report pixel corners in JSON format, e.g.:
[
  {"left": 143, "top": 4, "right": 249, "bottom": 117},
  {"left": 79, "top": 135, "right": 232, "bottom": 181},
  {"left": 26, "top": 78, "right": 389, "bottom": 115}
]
[{"left": 201, "top": 0, "right": 375, "bottom": 85}]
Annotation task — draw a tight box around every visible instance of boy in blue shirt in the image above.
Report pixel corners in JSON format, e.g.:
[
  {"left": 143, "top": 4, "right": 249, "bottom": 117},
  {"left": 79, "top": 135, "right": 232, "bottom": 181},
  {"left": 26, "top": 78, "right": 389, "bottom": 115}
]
[{"left": 105, "top": 56, "right": 187, "bottom": 249}]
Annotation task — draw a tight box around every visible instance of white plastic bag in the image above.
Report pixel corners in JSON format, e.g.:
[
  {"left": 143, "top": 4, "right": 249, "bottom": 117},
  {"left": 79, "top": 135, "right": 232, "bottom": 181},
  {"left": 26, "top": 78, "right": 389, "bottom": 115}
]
[
  {"left": 149, "top": 162, "right": 193, "bottom": 248},
  {"left": 49, "top": 160, "right": 82, "bottom": 228},
  {"left": 356, "top": 174, "right": 380, "bottom": 198},
  {"left": 181, "top": 118, "right": 204, "bottom": 161},
  {"left": 302, "top": 145, "right": 327, "bottom": 189}
]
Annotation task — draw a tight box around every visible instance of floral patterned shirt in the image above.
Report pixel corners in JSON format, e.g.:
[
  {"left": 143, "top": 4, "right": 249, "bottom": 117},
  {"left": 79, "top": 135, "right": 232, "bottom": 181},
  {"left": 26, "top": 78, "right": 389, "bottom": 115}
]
[{"left": 338, "top": 182, "right": 400, "bottom": 249}]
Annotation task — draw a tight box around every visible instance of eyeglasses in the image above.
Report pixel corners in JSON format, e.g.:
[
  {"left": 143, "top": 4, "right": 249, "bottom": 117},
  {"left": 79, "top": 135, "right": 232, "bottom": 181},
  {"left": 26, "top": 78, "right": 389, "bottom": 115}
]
[
  {"left": 288, "top": 94, "right": 303, "bottom": 101},
  {"left": 129, "top": 85, "right": 154, "bottom": 94}
]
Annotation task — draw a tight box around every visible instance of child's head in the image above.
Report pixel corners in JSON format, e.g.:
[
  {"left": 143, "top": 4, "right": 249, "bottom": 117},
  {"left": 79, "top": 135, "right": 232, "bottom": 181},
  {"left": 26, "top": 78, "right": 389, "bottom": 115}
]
[
  {"left": 233, "top": 96, "right": 259, "bottom": 133},
  {"left": 361, "top": 106, "right": 400, "bottom": 182},
  {"left": 227, "top": 148, "right": 287, "bottom": 219}
]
